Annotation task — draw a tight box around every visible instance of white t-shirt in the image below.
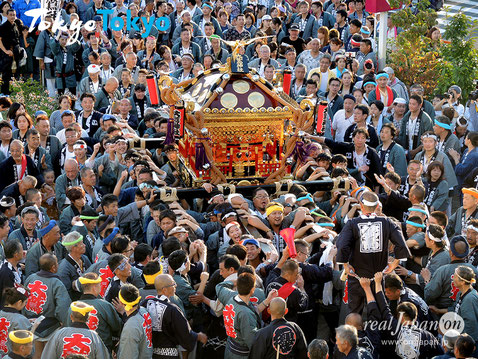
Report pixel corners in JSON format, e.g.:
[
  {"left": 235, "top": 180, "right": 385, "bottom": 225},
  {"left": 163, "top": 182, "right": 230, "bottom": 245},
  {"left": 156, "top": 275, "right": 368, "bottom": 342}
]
[
  {"left": 92, "top": 81, "right": 100, "bottom": 93},
  {"left": 332, "top": 109, "right": 355, "bottom": 142},
  {"left": 64, "top": 147, "right": 76, "bottom": 163},
  {"left": 319, "top": 71, "right": 328, "bottom": 93},
  {"left": 407, "top": 116, "right": 418, "bottom": 151},
  {"left": 16, "top": 164, "right": 22, "bottom": 179},
  {"left": 354, "top": 152, "right": 366, "bottom": 183},
  {"left": 259, "top": 63, "right": 266, "bottom": 76}
]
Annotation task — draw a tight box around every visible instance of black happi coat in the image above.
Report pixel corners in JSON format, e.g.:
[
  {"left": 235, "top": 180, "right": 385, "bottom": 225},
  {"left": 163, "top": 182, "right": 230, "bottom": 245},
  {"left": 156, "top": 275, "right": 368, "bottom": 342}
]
[
  {"left": 248, "top": 318, "right": 308, "bottom": 359},
  {"left": 336, "top": 214, "right": 410, "bottom": 278}
]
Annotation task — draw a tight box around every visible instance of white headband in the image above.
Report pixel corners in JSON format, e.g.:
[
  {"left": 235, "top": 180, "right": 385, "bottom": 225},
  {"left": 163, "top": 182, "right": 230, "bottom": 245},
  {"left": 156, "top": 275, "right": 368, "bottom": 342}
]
[
  {"left": 283, "top": 194, "right": 297, "bottom": 203},
  {"left": 16, "top": 286, "right": 27, "bottom": 295},
  {"left": 467, "top": 225, "right": 478, "bottom": 233},
  {"left": 225, "top": 222, "right": 239, "bottom": 233},
  {"left": 222, "top": 212, "right": 237, "bottom": 221},
  {"left": 427, "top": 229, "right": 443, "bottom": 242},
  {"left": 393, "top": 98, "right": 407, "bottom": 105},
  {"left": 422, "top": 134, "right": 437, "bottom": 141},
  {"left": 208, "top": 193, "right": 224, "bottom": 204},
  {"left": 227, "top": 193, "right": 243, "bottom": 203},
  {"left": 73, "top": 143, "right": 87, "bottom": 150},
  {"left": 361, "top": 199, "right": 378, "bottom": 207},
  {"left": 178, "top": 261, "right": 187, "bottom": 273}
]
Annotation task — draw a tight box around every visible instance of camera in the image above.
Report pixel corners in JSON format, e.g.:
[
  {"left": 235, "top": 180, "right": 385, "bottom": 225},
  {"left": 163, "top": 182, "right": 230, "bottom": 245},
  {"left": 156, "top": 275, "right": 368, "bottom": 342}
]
[
  {"left": 364, "top": 62, "right": 373, "bottom": 70},
  {"left": 437, "top": 93, "right": 451, "bottom": 101},
  {"left": 345, "top": 52, "right": 355, "bottom": 68},
  {"left": 469, "top": 90, "right": 478, "bottom": 101}
]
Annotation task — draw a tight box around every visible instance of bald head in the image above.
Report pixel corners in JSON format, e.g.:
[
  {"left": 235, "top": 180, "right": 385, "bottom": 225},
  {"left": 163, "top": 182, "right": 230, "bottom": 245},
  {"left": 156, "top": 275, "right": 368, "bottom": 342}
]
[
  {"left": 269, "top": 297, "right": 287, "bottom": 318},
  {"left": 120, "top": 98, "right": 131, "bottom": 105},
  {"left": 453, "top": 241, "right": 468, "bottom": 257},
  {"left": 105, "top": 77, "right": 119, "bottom": 93},
  {"left": 106, "top": 77, "right": 118, "bottom": 86},
  {"left": 65, "top": 158, "right": 78, "bottom": 168},
  {"left": 155, "top": 274, "right": 171, "bottom": 289},
  {"left": 64, "top": 159, "right": 79, "bottom": 179},
  {"left": 39, "top": 253, "right": 57, "bottom": 272},
  {"left": 155, "top": 274, "right": 176, "bottom": 297},
  {"left": 345, "top": 313, "right": 363, "bottom": 330}
]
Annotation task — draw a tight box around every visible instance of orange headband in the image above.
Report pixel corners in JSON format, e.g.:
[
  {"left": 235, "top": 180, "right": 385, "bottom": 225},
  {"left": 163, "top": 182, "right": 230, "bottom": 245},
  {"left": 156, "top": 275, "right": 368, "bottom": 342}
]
[
  {"left": 462, "top": 188, "right": 478, "bottom": 199},
  {"left": 350, "top": 186, "right": 371, "bottom": 198}
]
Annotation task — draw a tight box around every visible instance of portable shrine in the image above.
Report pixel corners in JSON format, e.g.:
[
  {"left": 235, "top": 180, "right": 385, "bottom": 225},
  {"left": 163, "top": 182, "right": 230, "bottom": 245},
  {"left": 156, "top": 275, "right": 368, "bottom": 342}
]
[{"left": 150, "top": 40, "right": 325, "bottom": 185}]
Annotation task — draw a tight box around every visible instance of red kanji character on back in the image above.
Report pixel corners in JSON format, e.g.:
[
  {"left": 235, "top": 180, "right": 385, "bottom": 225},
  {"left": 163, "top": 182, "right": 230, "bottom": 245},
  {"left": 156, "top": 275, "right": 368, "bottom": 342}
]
[
  {"left": 0, "top": 317, "right": 11, "bottom": 354},
  {"left": 26, "top": 280, "right": 48, "bottom": 315},
  {"left": 450, "top": 274, "right": 460, "bottom": 300},
  {"left": 99, "top": 266, "right": 113, "bottom": 298},
  {"left": 223, "top": 304, "right": 237, "bottom": 338},
  {"left": 142, "top": 312, "right": 152, "bottom": 348},
  {"left": 343, "top": 279, "right": 349, "bottom": 304},
  {"left": 87, "top": 309, "right": 99, "bottom": 331},
  {"left": 61, "top": 333, "right": 92, "bottom": 358}
]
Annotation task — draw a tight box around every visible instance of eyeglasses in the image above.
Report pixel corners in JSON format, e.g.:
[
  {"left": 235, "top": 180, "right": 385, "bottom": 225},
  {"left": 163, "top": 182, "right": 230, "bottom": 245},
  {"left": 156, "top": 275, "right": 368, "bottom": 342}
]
[
  {"left": 161, "top": 283, "right": 177, "bottom": 290},
  {"left": 254, "top": 195, "right": 269, "bottom": 199},
  {"left": 298, "top": 251, "right": 309, "bottom": 256}
]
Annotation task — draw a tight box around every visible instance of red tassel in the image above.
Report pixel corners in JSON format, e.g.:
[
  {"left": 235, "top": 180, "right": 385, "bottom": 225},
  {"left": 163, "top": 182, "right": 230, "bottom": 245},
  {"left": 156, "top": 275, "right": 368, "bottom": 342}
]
[
  {"left": 146, "top": 75, "right": 160, "bottom": 105},
  {"left": 254, "top": 147, "right": 259, "bottom": 173},
  {"left": 316, "top": 101, "right": 328, "bottom": 134},
  {"left": 283, "top": 69, "right": 292, "bottom": 96},
  {"left": 228, "top": 148, "right": 234, "bottom": 174}
]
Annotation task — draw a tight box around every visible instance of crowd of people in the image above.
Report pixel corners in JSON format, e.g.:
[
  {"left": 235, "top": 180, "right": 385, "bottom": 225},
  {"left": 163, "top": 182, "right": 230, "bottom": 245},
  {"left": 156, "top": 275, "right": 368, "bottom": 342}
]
[{"left": 0, "top": 0, "right": 477, "bottom": 358}]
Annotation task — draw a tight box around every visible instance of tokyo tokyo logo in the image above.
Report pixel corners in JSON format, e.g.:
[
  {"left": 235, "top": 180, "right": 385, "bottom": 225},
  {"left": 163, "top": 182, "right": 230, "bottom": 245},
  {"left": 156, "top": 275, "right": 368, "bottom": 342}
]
[
  {"left": 24, "top": 0, "right": 170, "bottom": 45},
  {"left": 97, "top": 10, "right": 171, "bottom": 37}
]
